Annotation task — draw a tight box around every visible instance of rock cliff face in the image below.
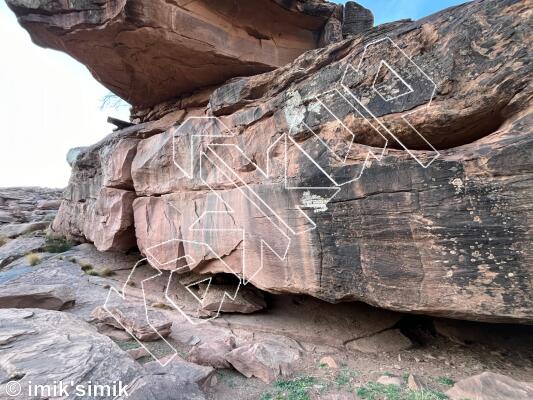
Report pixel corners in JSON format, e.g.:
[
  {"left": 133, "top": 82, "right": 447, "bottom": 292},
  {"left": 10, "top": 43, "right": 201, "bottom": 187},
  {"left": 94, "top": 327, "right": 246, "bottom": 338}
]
[{"left": 12, "top": 0, "right": 533, "bottom": 323}]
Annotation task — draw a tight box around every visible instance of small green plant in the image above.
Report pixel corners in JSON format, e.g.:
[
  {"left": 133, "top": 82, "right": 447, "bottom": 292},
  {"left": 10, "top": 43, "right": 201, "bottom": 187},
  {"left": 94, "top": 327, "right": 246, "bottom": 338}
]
[
  {"left": 357, "top": 382, "right": 449, "bottom": 400},
  {"left": 335, "top": 368, "right": 358, "bottom": 387},
  {"left": 262, "top": 376, "right": 316, "bottom": 400},
  {"left": 68, "top": 257, "right": 77, "bottom": 263},
  {"left": 358, "top": 382, "right": 402, "bottom": 400},
  {"left": 44, "top": 236, "right": 74, "bottom": 253},
  {"left": 86, "top": 269, "right": 100, "bottom": 276},
  {"left": 26, "top": 253, "right": 42, "bottom": 266},
  {"left": 115, "top": 340, "right": 140, "bottom": 351},
  {"left": 436, "top": 377, "right": 455, "bottom": 386}
]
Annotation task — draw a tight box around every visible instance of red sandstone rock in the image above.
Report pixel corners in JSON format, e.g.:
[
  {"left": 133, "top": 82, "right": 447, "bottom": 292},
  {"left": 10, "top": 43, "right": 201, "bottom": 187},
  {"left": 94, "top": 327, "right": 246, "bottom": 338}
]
[
  {"left": 6, "top": 0, "right": 340, "bottom": 107},
  {"left": 46, "top": 0, "right": 533, "bottom": 323}
]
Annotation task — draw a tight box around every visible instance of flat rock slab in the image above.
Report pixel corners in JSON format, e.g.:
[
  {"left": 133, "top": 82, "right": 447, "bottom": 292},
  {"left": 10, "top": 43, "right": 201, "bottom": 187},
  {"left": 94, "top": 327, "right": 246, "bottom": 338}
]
[
  {"left": 0, "top": 283, "right": 75, "bottom": 310},
  {"left": 6, "top": 0, "right": 339, "bottom": 107},
  {"left": 0, "top": 222, "right": 49, "bottom": 238},
  {"left": 63, "top": 243, "right": 141, "bottom": 272},
  {"left": 345, "top": 329, "right": 412, "bottom": 353},
  {"left": 0, "top": 237, "right": 45, "bottom": 269},
  {"left": 0, "top": 257, "right": 110, "bottom": 321},
  {"left": 0, "top": 308, "right": 141, "bottom": 400},
  {"left": 0, "top": 308, "right": 210, "bottom": 400},
  {"left": 144, "top": 359, "right": 215, "bottom": 390},
  {"left": 447, "top": 372, "right": 533, "bottom": 400},
  {"left": 216, "top": 296, "right": 403, "bottom": 348}
]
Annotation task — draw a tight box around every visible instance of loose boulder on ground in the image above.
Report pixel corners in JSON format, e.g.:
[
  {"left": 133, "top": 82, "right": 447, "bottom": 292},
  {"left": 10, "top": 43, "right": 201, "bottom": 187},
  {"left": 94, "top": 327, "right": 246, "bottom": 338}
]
[
  {"left": 187, "top": 335, "right": 236, "bottom": 369},
  {"left": 91, "top": 304, "right": 172, "bottom": 341},
  {"left": 225, "top": 340, "right": 301, "bottom": 383},
  {"left": 199, "top": 284, "right": 266, "bottom": 315}
]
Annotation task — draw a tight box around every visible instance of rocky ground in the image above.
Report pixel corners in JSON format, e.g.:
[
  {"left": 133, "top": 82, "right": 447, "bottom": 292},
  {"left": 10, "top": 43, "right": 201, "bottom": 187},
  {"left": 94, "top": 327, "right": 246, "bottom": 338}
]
[{"left": 1, "top": 188, "right": 532, "bottom": 399}]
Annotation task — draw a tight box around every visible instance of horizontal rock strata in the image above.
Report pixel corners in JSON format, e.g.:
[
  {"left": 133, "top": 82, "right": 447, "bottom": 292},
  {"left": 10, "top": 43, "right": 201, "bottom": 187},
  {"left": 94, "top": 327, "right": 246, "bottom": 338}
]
[{"left": 42, "top": 0, "right": 533, "bottom": 323}]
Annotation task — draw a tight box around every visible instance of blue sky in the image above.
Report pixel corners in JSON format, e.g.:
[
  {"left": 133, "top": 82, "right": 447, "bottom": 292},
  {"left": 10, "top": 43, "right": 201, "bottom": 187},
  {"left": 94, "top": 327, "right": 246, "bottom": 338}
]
[
  {"left": 0, "top": 0, "right": 467, "bottom": 187},
  {"left": 335, "top": 0, "right": 467, "bottom": 25}
]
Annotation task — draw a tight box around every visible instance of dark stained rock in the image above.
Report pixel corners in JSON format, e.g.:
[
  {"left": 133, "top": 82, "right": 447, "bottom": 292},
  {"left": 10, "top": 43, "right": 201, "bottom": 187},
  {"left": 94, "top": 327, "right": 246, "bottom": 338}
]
[
  {"left": 342, "top": 1, "right": 373, "bottom": 37},
  {"left": 51, "top": 0, "right": 533, "bottom": 323}
]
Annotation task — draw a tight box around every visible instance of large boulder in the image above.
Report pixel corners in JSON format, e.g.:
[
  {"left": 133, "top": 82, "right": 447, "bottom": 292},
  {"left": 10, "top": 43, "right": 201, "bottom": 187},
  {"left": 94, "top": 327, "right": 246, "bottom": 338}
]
[
  {"left": 6, "top": 0, "right": 342, "bottom": 107},
  {"left": 53, "top": 0, "right": 532, "bottom": 323},
  {"left": 225, "top": 340, "right": 301, "bottom": 383}
]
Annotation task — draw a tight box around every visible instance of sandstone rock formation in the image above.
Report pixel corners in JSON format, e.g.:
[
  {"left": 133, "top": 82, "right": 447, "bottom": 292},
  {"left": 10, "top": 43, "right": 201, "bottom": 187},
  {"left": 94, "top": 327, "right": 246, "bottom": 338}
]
[
  {"left": 0, "top": 187, "right": 61, "bottom": 228},
  {"left": 6, "top": 0, "right": 344, "bottom": 107},
  {"left": 0, "top": 308, "right": 213, "bottom": 400},
  {"left": 23, "top": 0, "right": 533, "bottom": 323},
  {"left": 0, "top": 308, "right": 140, "bottom": 400}
]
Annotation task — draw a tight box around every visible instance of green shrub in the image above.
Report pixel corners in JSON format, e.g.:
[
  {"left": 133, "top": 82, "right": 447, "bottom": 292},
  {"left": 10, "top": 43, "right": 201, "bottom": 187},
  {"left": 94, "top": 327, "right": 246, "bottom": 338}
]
[
  {"left": 357, "top": 382, "right": 449, "bottom": 400},
  {"left": 44, "top": 236, "right": 74, "bottom": 253},
  {"left": 436, "top": 377, "right": 455, "bottom": 386},
  {"left": 261, "top": 376, "right": 316, "bottom": 400}
]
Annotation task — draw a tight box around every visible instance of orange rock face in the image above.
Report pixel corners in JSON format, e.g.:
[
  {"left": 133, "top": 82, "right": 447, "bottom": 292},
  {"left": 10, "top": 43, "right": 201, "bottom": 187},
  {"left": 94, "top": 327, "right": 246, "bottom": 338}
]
[
  {"left": 45, "top": 0, "right": 532, "bottom": 323},
  {"left": 7, "top": 0, "right": 340, "bottom": 107}
]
